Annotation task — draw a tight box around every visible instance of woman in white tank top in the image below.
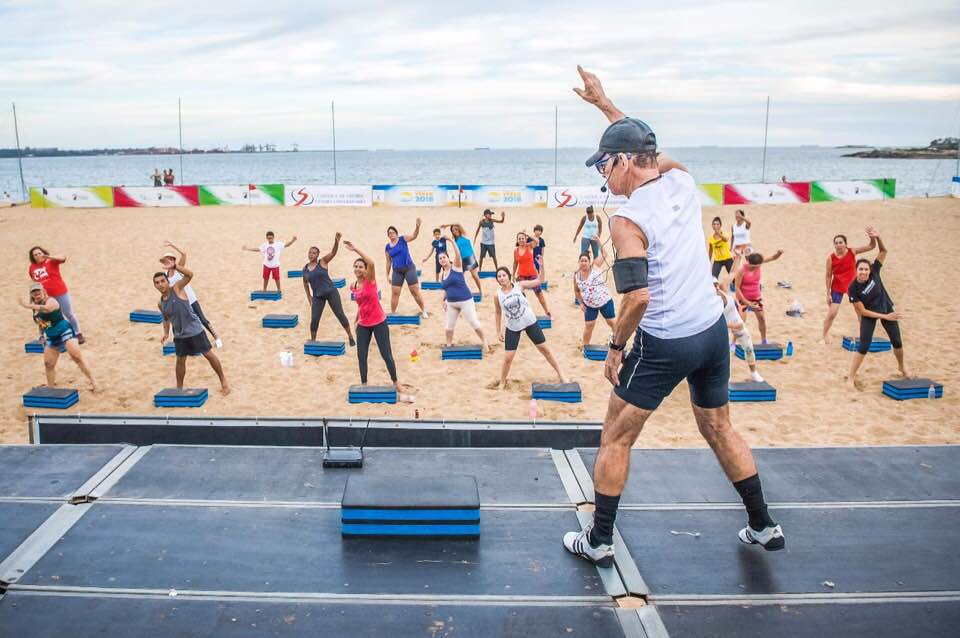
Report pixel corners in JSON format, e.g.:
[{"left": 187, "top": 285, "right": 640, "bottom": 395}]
[{"left": 732, "top": 209, "right": 752, "bottom": 255}]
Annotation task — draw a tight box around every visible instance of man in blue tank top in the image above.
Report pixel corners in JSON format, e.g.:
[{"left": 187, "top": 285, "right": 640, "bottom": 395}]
[{"left": 562, "top": 66, "right": 784, "bottom": 568}]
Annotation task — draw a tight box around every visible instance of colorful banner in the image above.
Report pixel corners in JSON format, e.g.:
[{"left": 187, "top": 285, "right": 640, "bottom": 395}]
[
  {"left": 547, "top": 186, "right": 627, "bottom": 209},
  {"left": 30, "top": 186, "right": 114, "bottom": 208},
  {"left": 723, "top": 182, "right": 811, "bottom": 205},
  {"left": 698, "top": 184, "right": 723, "bottom": 207},
  {"left": 372, "top": 185, "right": 460, "bottom": 207},
  {"left": 285, "top": 185, "right": 372, "bottom": 207},
  {"left": 113, "top": 186, "right": 199, "bottom": 207},
  {"left": 810, "top": 179, "right": 895, "bottom": 202},
  {"left": 199, "top": 184, "right": 284, "bottom": 206},
  {"left": 458, "top": 185, "right": 547, "bottom": 207}
]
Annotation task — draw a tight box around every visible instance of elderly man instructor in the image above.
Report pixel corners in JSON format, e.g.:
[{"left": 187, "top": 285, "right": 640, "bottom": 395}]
[{"left": 562, "top": 67, "right": 785, "bottom": 566}]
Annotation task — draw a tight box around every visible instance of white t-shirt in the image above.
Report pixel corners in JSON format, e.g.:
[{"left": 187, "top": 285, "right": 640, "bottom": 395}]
[
  {"left": 732, "top": 221, "right": 751, "bottom": 247},
  {"left": 575, "top": 267, "right": 612, "bottom": 308},
  {"left": 167, "top": 270, "right": 198, "bottom": 305},
  {"left": 612, "top": 169, "right": 722, "bottom": 339},
  {"left": 260, "top": 240, "right": 285, "bottom": 268},
  {"left": 497, "top": 284, "right": 537, "bottom": 332}
]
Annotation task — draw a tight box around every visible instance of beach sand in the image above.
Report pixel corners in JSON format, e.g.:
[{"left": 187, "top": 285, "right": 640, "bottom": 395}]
[{"left": 1, "top": 197, "right": 958, "bottom": 446}]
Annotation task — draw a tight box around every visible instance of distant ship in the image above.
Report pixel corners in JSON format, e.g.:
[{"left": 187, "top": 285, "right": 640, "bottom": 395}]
[{"left": 474, "top": 147, "right": 491, "bottom": 150}]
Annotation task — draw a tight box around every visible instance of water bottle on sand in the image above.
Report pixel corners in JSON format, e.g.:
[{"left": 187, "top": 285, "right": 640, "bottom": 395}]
[
  {"left": 786, "top": 341, "right": 794, "bottom": 358},
  {"left": 528, "top": 399, "right": 539, "bottom": 420},
  {"left": 928, "top": 385, "right": 936, "bottom": 400}
]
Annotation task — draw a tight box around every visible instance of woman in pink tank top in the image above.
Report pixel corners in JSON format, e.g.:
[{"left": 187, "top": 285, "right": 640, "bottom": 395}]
[
  {"left": 344, "top": 240, "right": 399, "bottom": 389},
  {"left": 734, "top": 249, "right": 783, "bottom": 344}
]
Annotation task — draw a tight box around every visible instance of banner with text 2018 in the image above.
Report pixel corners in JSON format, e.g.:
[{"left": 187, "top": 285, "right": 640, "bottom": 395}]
[
  {"left": 459, "top": 185, "right": 547, "bottom": 207},
  {"left": 285, "top": 185, "right": 372, "bottom": 207},
  {"left": 372, "top": 185, "right": 460, "bottom": 207}
]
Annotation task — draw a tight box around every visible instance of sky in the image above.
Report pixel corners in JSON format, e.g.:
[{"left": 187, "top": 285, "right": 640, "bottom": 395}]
[{"left": 1, "top": 0, "right": 958, "bottom": 150}]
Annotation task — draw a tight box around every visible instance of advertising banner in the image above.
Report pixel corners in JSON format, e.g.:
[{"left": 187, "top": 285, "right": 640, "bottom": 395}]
[
  {"left": 372, "top": 185, "right": 460, "bottom": 207},
  {"left": 458, "top": 185, "right": 547, "bottom": 208},
  {"left": 547, "top": 186, "right": 627, "bottom": 209},
  {"left": 953, "top": 177, "right": 960, "bottom": 199},
  {"left": 200, "top": 184, "right": 284, "bottom": 206},
  {"left": 30, "top": 186, "right": 114, "bottom": 208},
  {"left": 723, "top": 182, "right": 811, "bottom": 205},
  {"left": 698, "top": 184, "right": 723, "bottom": 207},
  {"left": 113, "top": 186, "right": 199, "bottom": 207},
  {"left": 284, "top": 185, "right": 372, "bottom": 207},
  {"left": 811, "top": 179, "right": 896, "bottom": 202}
]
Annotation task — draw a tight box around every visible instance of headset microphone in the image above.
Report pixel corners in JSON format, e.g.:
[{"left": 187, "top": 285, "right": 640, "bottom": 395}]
[{"left": 600, "top": 184, "right": 607, "bottom": 193}]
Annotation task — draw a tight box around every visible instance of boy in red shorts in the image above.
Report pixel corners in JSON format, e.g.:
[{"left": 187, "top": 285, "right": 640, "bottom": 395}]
[{"left": 243, "top": 231, "right": 297, "bottom": 292}]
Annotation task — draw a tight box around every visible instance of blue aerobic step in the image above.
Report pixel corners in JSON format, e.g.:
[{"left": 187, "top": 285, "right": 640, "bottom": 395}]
[
  {"left": 421, "top": 281, "right": 443, "bottom": 290},
  {"left": 341, "top": 475, "right": 480, "bottom": 539},
  {"left": 537, "top": 316, "right": 552, "bottom": 330},
  {"left": 540, "top": 282, "right": 549, "bottom": 290},
  {"left": 442, "top": 345, "right": 483, "bottom": 360},
  {"left": 386, "top": 314, "right": 420, "bottom": 326},
  {"left": 532, "top": 382, "right": 582, "bottom": 403},
  {"left": 729, "top": 381, "right": 777, "bottom": 402},
  {"left": 304, "top": 340, "right": 346, "bottom": 356},
  {"left": 250, "top": 290, "right": 282, "bottom": 301},
  {"left": 333, "top": 278, "right": 346, "bottom": 289},
  {"left": 348, "top": 385, "right": 397, "bottom": 404},
  {"left": 162, "top": 343, "right": 199, "bottom": 356},
  {"left": 262, "top": 314, "right": 299, "bottom": 328},
  {"left": 882, "top": 378, "right": 943, "bottom": 401},
  {"left": 24, "top": 340, "right": 45, "bottom": 354},
  {"left": 479, "top": 271, "right": 497, "bottom": 279},
  {"left": 736, "top": 342, "right": 783, "bottom": 361},
  {"left": 842, "top": 336, "right": 892, "bottom": 353},
  {"left": 23, "top": 387, "right": 79, "bottom": 409},
  {"left": 583, "top": 345, "right": 608, "bottom": 361},
  {"left": 287, "top": 270, "right": 303, "bottom": 278},
  {"left": 154, "top": 388, "right": 208, "bottom": 408},
  {"left": 129, "top": 309, "right": 163, "bottom": 324}
]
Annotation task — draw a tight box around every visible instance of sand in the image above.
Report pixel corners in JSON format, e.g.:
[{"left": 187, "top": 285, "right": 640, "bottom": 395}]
[{"left": 1, "top": 198, "right": 958, "bottom": 446}]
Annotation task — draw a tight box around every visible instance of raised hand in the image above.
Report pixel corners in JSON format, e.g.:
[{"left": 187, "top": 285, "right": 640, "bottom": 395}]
[
  {"left": 343, "top": 240, "right": 356, "bottom": 252},
  {"left": 573, "top": 65, "right": 609, "bottom": 107}
]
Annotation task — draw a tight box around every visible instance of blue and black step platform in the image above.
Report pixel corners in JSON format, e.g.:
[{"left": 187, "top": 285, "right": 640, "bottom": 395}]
[
  {"left": 479, "top": 271, "right": 497, "bottom": 279},
  {"left": 386, "top": 313, "right": 420, "bottom": 326},
  {"left": 162, "top": 343, "right": 199, "bottom": 356},
  {"left": 882, "top": 378, "right": 942, "bottom": 401},
  {"left": 583, "top": 344, "right": 608, "bottom": 361},
  {"left": 25, "top": 340, "right": 65, "bottom": 354},
  {"left": 287, "top": 270, "right": 302, "bottom": 278},
  {"left": 442, "top": 344, "right": 483, "bottom": 360},
  {"left": 129, "top": 309, "right": 163, "bottom": 324},
  {"left": 842, "top": 336, "right": 892, "bottom": 353},
  {"left": 736, "top": 342, "right": 783, "bottom": 361},
  {"left": 348, "top": 384, "right": 397, "bottom": 404},
  {"left": 536, "top": 316, "right": 552, "bottom": 330},
  {"left": 532, "top": 382, "right": 582, "bottom": 403},
  {"left": 23, "top": 386, "right": 79, "bottom": 409},
  {"left": 341, "top": 475, "right": 480, "bottom": 538},
  {"left": 304, "top": 340, "right": 346, "bottom": 357},
  {"left": 333, "top": 278, "right": 346, "bottom": 289},
  {"left": 250, "top": 290, "right": 282, "bottom": 301},
  {"left": 729, "top": 381, "right": 777, "bottom": 402},
  {"left": 154, "top": 388, "right": 208, "bottom": 408},
  {"left": 421, "top": 281, "right": 443, "bottom": 290},
  {"left": 262, "top": 314, "right": 299, "bottom": 329}
]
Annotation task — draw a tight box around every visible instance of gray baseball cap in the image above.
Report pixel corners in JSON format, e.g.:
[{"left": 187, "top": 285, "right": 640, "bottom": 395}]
[{"left": 585, "top": 117, "right": 657, "bottom": 167}]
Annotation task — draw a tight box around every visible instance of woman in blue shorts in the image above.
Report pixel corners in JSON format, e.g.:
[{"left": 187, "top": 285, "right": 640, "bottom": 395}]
[
  {"left": 385, "top": 218, "right": 428, "bottom": 317},
  {"left": 573, "top": 244, "right": 616, "bottom": 347}
]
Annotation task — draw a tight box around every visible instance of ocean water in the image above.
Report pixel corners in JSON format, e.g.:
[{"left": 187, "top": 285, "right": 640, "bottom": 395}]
[{"left": 1, "top": 146, "right": 956, "bottom": 199}]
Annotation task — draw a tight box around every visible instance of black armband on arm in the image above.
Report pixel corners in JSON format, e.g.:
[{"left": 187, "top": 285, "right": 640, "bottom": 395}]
[{"left": 613, "top": 257, "right": 648, "bottom": 294}]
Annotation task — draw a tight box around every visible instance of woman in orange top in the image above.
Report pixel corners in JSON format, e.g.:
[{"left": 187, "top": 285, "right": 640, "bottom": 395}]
[{"left": 512, "top": 231, "right": 551, "bottom": 317}]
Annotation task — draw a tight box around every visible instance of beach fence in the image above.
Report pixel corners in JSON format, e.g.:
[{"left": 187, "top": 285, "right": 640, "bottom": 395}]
[
  {"left": 28, "top": 179, "right": 896, "bottom": 208},
  {"left": 952, "top": 176, "right": 960, "bottom": 198}
]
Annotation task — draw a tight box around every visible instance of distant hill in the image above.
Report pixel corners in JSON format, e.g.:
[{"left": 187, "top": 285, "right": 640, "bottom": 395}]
[{"left": 843, "top": 138, "right": 958, "bottom": 159}]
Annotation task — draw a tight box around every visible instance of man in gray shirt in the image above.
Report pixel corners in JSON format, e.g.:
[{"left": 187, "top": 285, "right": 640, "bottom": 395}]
[{"left": 473, "top": 209, "right": 505, "bottom": 271}]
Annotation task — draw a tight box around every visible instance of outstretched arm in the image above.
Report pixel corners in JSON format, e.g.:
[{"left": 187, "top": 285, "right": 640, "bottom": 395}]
[
  {"left": 445, "top": 234, "right": 463, "bottom": 269},
  {"left": 404, "top": 218, "right": 422, "bottom": 242},
  {"left": 241, "top": 245, "right": 260, "bottom": 253},
  {"left": 870, "top": 228, "right": 887, "bottom": 262},
  {"left": 321, "top": 232, "right": 342, "bottom": 265},
  {"left": 165, "top": 240, "right": 187, "bottom": 266},
  {"left": 573, "top": 216, "right": 585, "bottom": 243},
  {"left": 605, "top": 217, "right": 651, "bottom": 386},
  {"left": 573, "top": 65, "right": 626, "bottom": 123},
  {"left": 172, "top": 264, "right": 193, "bottom": 290},
  {"left": 285, "top": 236, "right": 298, "bottom": 248},
  {"left": 516, "top": 258, "right": 545, "bottom": 290},
  {"left": 344, "top": 241, "right": 376, "bottom": 282},
  {"left": 852, "top": 226, "right": 877, "bottom": 255},
  {"left": 762, "top": 249, "right": 784, "bottom": 264},
  {"left": 496, "top": 211, "right": 505, "bottom": 223}
]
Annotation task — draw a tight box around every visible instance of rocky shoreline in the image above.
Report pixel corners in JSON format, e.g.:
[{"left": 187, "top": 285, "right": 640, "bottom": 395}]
[{"left": 843, "top": 137, "right": 958, "bottom": 159}]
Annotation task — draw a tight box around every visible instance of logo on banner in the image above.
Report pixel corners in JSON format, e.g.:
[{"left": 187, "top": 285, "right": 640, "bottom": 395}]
[
  {"left": 553, "top": 190, "right": 577, "bottom": 207},
  {"left": 292, "top": 188, "right": 313, "bottom": 206}
]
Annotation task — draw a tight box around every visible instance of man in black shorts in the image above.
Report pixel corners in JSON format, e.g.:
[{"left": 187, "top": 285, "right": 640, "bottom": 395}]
[
  {"left": 154, "top": 264, "right": 230, "bottom": 395},
  {"left": 474, "top": 208, "right": 505, "bottom": 271},
  {"left": 562, "top": 66, "right": 784, "bottom": 567},
  {"left": 846, "top": 228, "right": 907, "bottom": 388}
]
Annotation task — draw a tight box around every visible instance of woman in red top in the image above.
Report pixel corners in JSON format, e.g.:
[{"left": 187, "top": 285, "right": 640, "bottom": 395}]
[
  {"left": 28, "top": 246, "right": 84, "bottom": 344},
  {"left": 344, "top": 240, "right": 399, "bottom": 390},
  {"left": 734, "top": 249, "right": 783, "bottom": 344},
  {"left": 512, "top": 231, "right": 552, "bottom": 317},
  {"left": 821, "top": 227, "right": 877, "bottom": 343}
]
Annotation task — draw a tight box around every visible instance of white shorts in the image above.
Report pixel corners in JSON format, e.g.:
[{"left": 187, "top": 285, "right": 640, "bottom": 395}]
[{"left": 446, "top": 299, "right": 481, "bottom": 331}]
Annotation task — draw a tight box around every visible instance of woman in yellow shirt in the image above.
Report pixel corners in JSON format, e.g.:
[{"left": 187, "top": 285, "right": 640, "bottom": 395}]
[{"left": 707, "top": 216, "right": 734, "bottom": 278}]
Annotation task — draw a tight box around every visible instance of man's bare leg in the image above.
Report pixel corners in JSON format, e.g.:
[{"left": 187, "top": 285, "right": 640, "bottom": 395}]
[
  {"left": 202, "top": 350, "right": 230, "bottom": 395},
  {"left": 175, "top": 356, "right": 187, "bottom": 389},
  {"left": 593, "top": 392, "right": 653, "bottom": 495}
]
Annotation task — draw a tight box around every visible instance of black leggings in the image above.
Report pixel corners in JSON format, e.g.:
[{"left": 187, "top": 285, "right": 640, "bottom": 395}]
[
  {"left": 858, "top": 317, "right": 903, "bottom": 354},
  {"left": 310, "top": 291, "right": 349, "bottom": 336},
  {"left": 190, "top": 301, "right": 218, "bottom": 339},
  {"left": 357, "top": 320, "right": 397, "bottom": 383},
  {"left": 711, "top": 258, "right": 734, "bottom": 278}
]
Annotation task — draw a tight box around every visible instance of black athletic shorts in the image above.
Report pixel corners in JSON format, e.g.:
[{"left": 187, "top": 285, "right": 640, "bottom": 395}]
[
  {"left": 480, "top": 243, "right": 496, "bottom": 260},
  {"left": 504, "top": 323, "right": 546, "bottom": 351},
  {"left": 174, "top": 332, "right": 212, "bottom": 357},
  {"left": 615, "top": 316, "right": 729, "bottom": 410}
]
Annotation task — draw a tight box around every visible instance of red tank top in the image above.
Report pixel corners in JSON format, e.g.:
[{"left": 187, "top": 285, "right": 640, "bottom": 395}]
[
  {"left": 740, "top": 266, "right": 762, "bottom": 301},
  {"left": 514, "top": 246, "right": 537, "bottom": 278},
  {"left": 352, "top": 279, "right": 386, "bottom": 327},
  {"left": 831, "top": 250, "right": 856, "bottom": 294}
]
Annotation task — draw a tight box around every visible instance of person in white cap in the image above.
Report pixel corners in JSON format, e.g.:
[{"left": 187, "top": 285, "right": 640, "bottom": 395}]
[{"left": 159, "top": 241, "right": 222, "bottom": 348}]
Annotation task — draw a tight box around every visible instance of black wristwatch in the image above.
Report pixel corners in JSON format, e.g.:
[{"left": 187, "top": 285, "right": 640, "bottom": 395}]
[{"left": 608, "top": 336, "right": 626, "bottom": 351}]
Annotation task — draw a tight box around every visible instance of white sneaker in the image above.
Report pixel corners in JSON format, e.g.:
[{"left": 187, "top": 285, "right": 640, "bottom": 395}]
[
  {"left": 562, "top": 522, "right": 614, "bottom": 567},
  {"left": 421, "top": 310, "right": 430, "bottom": 319},
  {"left": 751, "top": 370, "right": 764, "bottom": 383},
  {"left": 738, "top": 523, "right": 785, "bottom": 551},
  {"left": 215, "top": 338, "right": 223, "bottom": 348}
]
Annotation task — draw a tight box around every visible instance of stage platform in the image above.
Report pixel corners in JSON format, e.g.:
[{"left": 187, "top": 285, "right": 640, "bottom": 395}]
[{"left": 1, "top": 441, "right": 957, "bottom": 636}]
